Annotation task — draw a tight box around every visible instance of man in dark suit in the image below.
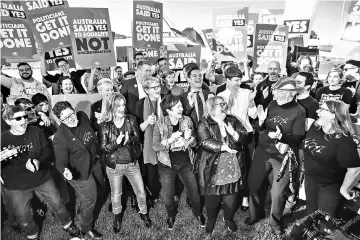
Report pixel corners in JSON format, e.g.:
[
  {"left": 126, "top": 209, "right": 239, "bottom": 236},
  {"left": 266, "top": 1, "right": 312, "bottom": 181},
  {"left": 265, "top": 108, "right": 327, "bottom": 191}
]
[
  {"left": 180, "top": 63, "right": 214, "bottom": 127},
  {"left": 121, "top": 60, "right": 152, "bottom": 116}
]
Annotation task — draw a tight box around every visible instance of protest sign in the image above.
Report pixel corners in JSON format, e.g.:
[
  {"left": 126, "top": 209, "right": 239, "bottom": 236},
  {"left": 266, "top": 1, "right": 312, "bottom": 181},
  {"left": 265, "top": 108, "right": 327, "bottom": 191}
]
[
  {"left": 212, "top": 7, "right": 249, "bottom": 60},
  {"left": 253, "top": 24, "right": 289, "bottom": 73},
  {"left": 284, "top": 19, "right": 310, "bottom": 47},
  {"left": 259, "top": 9, "right": 284, "bottom": 24},
  {"left": 341, "top": 0, "right": 360, "bottom": 43},
  {"left": 0, "top": 1, "right": 37, "bottom": 58},
  {"left": 44, "top": 46, "right": 75, "bottom": 70},
  {"left": 202, "top": 29, "right": 213, "bottom": 48},
  {"left": 167, "top": 44, "right": 201, "bottom": 70},
  {"left": 133, "top": 1, "right": 163, "bottom": 49},
  {"left": 21, "top": 0, "right": 72, "bottom": 52},
  {"left": 67, "top": 8, "right": 116, "bottom": 69},
  {"left": 134, "top": 48, "right": 160, "bottom": 64},
  {"left": 247, "top": 13, "right": 259, "bottom": 55}
]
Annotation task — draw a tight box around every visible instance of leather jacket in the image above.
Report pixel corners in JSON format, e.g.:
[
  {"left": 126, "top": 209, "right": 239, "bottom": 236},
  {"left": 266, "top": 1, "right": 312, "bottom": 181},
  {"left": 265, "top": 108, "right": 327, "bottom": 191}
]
[{"left": 99, "top": 114, "right": 141, "bottom": 169}]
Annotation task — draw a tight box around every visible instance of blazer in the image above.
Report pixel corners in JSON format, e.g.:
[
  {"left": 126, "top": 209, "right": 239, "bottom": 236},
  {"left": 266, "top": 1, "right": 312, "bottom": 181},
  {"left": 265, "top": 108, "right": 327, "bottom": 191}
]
[
  {"left": 90, "top": 99, "right": 102, "bottom": 133},
  {"left": 120, "top": 77, "right": 141, "bottom": 116},
  {"left": 180, "top": 90, "right": 213, "bottom": 126}
]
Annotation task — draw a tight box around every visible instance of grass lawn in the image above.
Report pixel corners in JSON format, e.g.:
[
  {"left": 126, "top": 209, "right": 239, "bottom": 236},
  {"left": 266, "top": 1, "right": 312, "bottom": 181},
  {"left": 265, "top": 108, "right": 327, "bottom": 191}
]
[{"left": 1, "top": 193, "right": 307, "bottom": 240}]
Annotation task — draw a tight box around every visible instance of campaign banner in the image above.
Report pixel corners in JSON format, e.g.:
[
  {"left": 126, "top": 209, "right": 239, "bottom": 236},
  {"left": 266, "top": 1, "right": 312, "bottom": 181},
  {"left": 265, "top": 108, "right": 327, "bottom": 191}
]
[
  {"left": 133, "top": 1, "right": 163, "bottom": 49},
  {"left": 44, "top": 46, "right": 75, "bottom": 71},
  {"left": 247, "top": 13, "right": 259, "bottom": 55},
  {"left": 202, "top": 29, "right": 213, "bottom": 48},
  {"left": 212, "top": 7, "right": 249, "bottom": 60},
  {"left": 167, "top": 44, "right": 201, "bottom": 70},
  {"left": 284, "top": 19, "right": 310, "bottom": 34},
  {"left": 341, "top": 0, "right": 360, "bottom": 43},
  {"left": 134, "top": 48, "right": 160, "bottom": 64},
  {"left": 67, "top": 8, "right": 116, "bottom": 69},
  {"left": 21, "top": 0, "right": 72, "bottom": 52},
  {"left": 0, "top": 1, "right": 37, "bottom": 58},
  {"left": 253, "top": 24, "right": 289, "bottom": 73},
  {"left": 259, "top": 9, "right": 284, "bottom": 24}
]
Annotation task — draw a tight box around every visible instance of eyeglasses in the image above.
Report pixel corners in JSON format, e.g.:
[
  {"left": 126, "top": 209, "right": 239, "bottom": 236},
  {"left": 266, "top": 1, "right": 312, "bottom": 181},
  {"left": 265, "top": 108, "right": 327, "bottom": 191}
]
[
  {"left": 60, "top": 112, "right": 76, "bottom": 122},
  {"left": 11, "top": 115, "right": 29, "bottom": 121},
  {"left": 344, "top": 67, "right": 356, "bottom": 71},
  {"left": 149, "top": 85, "right": 161, "bottom": 91},
  {"left": 19, "top": 68, "right": 31, "bottom": 73},
  {"left": 216, "top": 102, "right": 227, "bottom": 108},
  {"left": 58, "top": 63, "right": 68, "bottom": 68}
]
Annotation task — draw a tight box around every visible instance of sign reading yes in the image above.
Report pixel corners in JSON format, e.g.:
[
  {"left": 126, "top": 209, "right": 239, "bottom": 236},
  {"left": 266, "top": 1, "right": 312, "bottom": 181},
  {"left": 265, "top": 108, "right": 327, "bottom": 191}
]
[{"left": 284, "top": 19, "right": 310, "bottom": 34}]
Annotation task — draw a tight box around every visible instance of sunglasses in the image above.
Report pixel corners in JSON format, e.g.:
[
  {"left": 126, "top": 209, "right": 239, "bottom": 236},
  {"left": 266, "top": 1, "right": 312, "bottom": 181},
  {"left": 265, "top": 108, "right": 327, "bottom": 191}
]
[
  {"left": 61, "top": 112, "right": 76, "bottom": 122},
  {"left": 25, "top": 106, "right": 35, "bottom": 112},
  {"left": 11, "top": 115, "right": 29, "bottom": 121}
]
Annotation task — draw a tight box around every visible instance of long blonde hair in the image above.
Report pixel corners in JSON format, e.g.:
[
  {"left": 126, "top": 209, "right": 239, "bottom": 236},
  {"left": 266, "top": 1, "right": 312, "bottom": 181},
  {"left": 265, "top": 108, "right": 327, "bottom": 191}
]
[
  {"left": 316, "top": 100, "right": 354, "bottom": 138},
  {"left": 100, "top": 93, "right": 127, "bottom": 123}
]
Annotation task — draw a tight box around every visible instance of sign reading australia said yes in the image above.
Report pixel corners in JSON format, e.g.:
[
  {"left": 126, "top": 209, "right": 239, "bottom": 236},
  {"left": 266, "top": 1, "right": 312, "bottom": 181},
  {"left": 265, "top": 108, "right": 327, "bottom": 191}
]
[
  {"left": 67, "top": 8, "right": 116, "bottom": 69},
  {"left": 133, "top": 1, "right": 163, "bottom": 49},
  {"left": 253, "top": 24, "right": 288, "bottom": 73},
  {"left": 213, "top": 7, "right": 248, "bottom": 60},
  {"left": 0, "top": 1, "right": 37, "bottom": 58},
  {"left": 21, "top": 0, "right": 71, "bottom": 52}
]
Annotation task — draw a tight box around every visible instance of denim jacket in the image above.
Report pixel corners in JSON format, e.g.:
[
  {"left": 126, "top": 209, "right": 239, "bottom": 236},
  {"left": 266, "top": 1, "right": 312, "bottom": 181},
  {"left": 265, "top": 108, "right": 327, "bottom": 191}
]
[{"left": 152, "top": 115, "right": 196, "bottom": 167}]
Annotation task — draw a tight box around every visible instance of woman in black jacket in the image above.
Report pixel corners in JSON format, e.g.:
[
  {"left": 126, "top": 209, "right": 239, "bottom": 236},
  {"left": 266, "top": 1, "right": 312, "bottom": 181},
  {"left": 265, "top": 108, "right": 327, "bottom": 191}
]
[
  {"left": 196, "top": 96, "right": 248, "bottom": 236},
  {"left": 98, "top": 93, "right": 152, "bottom": 233}
]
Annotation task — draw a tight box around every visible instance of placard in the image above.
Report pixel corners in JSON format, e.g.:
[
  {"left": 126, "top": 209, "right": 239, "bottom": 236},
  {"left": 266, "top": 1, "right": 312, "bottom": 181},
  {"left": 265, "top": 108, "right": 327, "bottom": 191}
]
[{"left": 167, "top": 44, "right": 201, "bottom": 70}]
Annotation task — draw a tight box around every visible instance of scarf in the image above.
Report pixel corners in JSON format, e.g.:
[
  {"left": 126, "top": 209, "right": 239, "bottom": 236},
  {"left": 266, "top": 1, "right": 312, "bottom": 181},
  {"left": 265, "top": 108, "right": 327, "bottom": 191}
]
[{"left": 143, "top": 96, "right": 163, "bottom": 165}]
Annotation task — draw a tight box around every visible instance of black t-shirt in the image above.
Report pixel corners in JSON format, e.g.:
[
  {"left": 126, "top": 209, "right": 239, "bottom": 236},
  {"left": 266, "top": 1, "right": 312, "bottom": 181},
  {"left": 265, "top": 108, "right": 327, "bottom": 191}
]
[
  {"left": 115, "top": 123, "right": 132, "bottom": 164},
  {"left": 297, "top": 96, "right": 319, "bottom": 120},
  {"left": 302, "top": 125, "right": 360, "bottom": 184},
  {"left": 315, "top": 86, "right": 352, "bottom": 105},
  {"left": 169, "top": 123, "right": 190, "bottom": 167},
  {"left": 1, "top": 126, "right": 51, "bottom": 190},
  {"left": 70, "top": 112, "right": 98, "bottom": 163}
]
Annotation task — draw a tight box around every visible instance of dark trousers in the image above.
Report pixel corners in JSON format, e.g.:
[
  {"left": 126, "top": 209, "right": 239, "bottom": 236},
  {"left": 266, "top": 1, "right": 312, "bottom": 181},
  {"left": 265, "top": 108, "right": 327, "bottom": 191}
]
[
  {"left": 248, "top": 147, "right": 289, "bottom": 227},
  {"left": 50, "top": 166, "right": 70, "bottom": 204},
  {"left": 69, "top": 174, "right": 97, "bottom": 232},
  {"left": 305, "top": 176, "right": 343, "bottom": 216},
  {"left": 243, "top": 132, "right": 255, "bottom": 197},
  {"left": 91, "top": 160, "right": 109, "bottom": 223},
  {"left": 158, "top": 163, "right": 201, "bottom": 218},
  {"left": 2, "top": 179, "right": 71, "bottom": 239},
  {"left": 145, "top": 163, "right": 161, "bottom": 200},
  {"left": 205, "top": 193, "right": 239, "bottom": 232}
]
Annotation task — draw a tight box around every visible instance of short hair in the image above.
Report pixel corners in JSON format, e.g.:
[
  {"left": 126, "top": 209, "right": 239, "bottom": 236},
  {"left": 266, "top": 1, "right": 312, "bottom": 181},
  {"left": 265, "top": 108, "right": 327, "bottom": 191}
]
[
  {"left": 14, "top": 98, "right": 32, "bottom": 106},
  {"left": 297, "top": 55, "right": 313, "bottom": 68},
  {"left": 326, "top": 67, "right": 344, "bottom": 81},
  {"left": 204, "top": 96, "right": 225, "bottom": 118},
  {"left": 225, "top": 66, "right": 242, "bottom": 80},
  {"left": 161, "top": 94, "right": 181, "bottom": 116},
  {"left": 252, "top": 72, "right": 265, "bottom": 79},
  {"left": 114, "top": 66, "right": 122, "bottom": 71},
  {"left": 134, "top": 52, "right": 144, "bottom": 60},
  {"left": 124, "top": 70, "right": 135, "bottom": 78},
  {"left": 161, "top": 70, "right": 175, "bottom": 80},
  {"left": 223, "top": 62, "right": 236, "bottom": 70},
  {"left": 2, "top": 105, "right": 24, "bottom": 122},
  {"left": 298, "top": 72, "right": 314, "bottom": 87},
  {"left": 183, "top": 62, "right": 199, "bottom": 78},
  {"left": 17, "top": 62, "right": 30, "bottom": 69},
  {"left": 101, "top": 93, "right": 127, "bottom": 123},
  {"left": 143, "top": 76, "right": 160, "bottom": 89},
  {"left": 157, "top": 57, "right": 167, "bottom": 64},
  {"left": 52, "top": 101, "right": 74, "bottom": 119},
  {"left": 137, "top": 60, "right": 151, "bottom": 69},
  {"left": 58, "top": 76, "right": 76, "bottom": 94},
  {"left": 97, "top": 78, "right": 113, "bottom": 90},
  {"left": 55, "top": 58, "right": 68, "bottom": 66},
  {"left": 31, "top": 93, "right": 48, "bottom": 106}
]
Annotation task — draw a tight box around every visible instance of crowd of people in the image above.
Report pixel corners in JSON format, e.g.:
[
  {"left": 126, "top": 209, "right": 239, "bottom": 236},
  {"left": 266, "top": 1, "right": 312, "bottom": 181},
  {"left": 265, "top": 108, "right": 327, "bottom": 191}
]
[{"left": 1, "top": 51, "right": 360, "bottom": 240}]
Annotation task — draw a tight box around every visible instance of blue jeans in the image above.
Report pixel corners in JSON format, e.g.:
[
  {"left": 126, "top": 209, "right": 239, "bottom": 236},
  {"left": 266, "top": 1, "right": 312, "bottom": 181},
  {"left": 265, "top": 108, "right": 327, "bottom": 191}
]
[
  {"left": 158, "top": 163, "right": 201, "bottom": 218},
  {"left": 2, "top": 179, "right": 71, "bottom": 239},
  {"left": 68, "top": 174, "right": 97, "bottom": 232},
  {"left": 106, "top": 162, "right": 147, "bottom": 214}
]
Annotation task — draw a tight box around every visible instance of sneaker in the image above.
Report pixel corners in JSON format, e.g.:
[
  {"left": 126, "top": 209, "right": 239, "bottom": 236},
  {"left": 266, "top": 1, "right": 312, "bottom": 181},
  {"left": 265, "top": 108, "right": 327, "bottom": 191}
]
[
  {"left": 225, "top": 219, "right": 237, "bottom": 233},
  {"left": 63, "top": 222, "right": 80, "bottom": 237},
  {"left": 166, "top": 217, "right": 176, "bottom": 230},
  {"left": 196, "top": 214, "right": 206, "bottom": 227},
  {"left": 81, "top": 229, "right": 102, "bottom": 240}
]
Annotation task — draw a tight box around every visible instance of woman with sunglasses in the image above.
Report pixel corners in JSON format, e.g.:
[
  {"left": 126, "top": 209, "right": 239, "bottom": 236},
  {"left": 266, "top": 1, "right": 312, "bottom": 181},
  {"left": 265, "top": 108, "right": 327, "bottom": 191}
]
[
  {"left": 303, "top": 100, "right": 360, "bottom": 218},
  {"left": 99, "top": 93, "right": 152, "bottom": 233},
  {"left": 246, "top": 77, "right": 306, "bottom": 235},
  {"left": 196, "top": 96, "right": 248, "bottom": 236},
  {"left": 135, "top": 76, "right": 163, "bottom": 207},
  {"left": 160, "top": 70, "right": 185, "bottom": 97}
]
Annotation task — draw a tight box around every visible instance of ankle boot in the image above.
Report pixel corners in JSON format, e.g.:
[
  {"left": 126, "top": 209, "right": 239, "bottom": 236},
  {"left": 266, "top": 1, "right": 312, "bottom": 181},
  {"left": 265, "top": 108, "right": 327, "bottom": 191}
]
[
  {"left": 139, "top": 213, "right": 152, "bottom": 228},
  {"left": 113, "top": 213, "right": 123, "bottom": 233}
]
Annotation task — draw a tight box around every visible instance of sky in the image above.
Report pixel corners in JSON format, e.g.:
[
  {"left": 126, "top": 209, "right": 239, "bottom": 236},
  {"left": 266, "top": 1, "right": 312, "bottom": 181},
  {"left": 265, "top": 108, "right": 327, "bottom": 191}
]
[{"left": 68, "top": 0, "right": 351, "bottom": 44}]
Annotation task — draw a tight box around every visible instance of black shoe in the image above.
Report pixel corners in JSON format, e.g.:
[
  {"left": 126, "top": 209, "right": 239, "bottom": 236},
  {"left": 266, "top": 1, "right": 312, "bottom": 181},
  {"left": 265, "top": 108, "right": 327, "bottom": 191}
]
[
  {"left": 63, "top": 222, "right": 80, "bottom": 237},
  {"left": 166, "top": 217, "right": 175, "bottom": 230},
  {"left": 113, "top": 213, "right": 123, "bottom": 233},
  {"left": 196, "top": 214, "right": 206, "bottom": 227},
  {"left": 225, "top": 219, "right": 237, "bottom": 233},
  {"left": 241, "top": 206, "right": 249, "bottom": 212},
  {"left": 81, "top": 229, "right": 102, "bottom": 240},
  {"left": 244, "top": 216, "right": 263, "bottom": 226},
  {"left": 139, "top": 213, "right": 152, "bottom": 228},
  {"left": 271, "top": 225, "right": 283, "bottom": 236},
  {"left": 205, "top": 220, "right": 216, "bottom": 234},
  {"left": 10, "top": 224, "right": 24, "bottom": 234}
]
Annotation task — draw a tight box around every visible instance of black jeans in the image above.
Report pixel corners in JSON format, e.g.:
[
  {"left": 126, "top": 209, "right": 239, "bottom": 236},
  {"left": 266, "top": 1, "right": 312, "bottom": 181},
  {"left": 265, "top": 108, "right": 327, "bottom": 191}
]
[
  {"left": 205, "top": 192, "right": 239, "bottom": 232},
  {"left": 248, "top": 147, "right": 290, "bottom": 227},
  {"left": 145, "top": 163, "right": 161, "bottom": 200},
  {"left": 158, "top": 163, "right": 201, "bottom": 218},
  {"left": 305, "top": 176, "right": 343, "bottom": 216}
]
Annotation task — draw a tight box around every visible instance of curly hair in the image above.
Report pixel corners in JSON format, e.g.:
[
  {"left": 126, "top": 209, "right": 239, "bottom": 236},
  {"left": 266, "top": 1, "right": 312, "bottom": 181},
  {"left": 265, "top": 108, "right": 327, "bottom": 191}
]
[{"left": 52, "top": 101, "right": 74, "bottom": 119}]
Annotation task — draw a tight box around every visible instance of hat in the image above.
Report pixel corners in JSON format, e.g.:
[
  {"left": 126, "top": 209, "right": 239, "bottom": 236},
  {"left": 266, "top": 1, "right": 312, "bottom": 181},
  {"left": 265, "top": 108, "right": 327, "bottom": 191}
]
[
  {"left": 345, "top": 60, "right": 360, "bottom": 68},
  {"left": 273, "top": 76, "right": 303, "bottom": 92},
  {"left": 124, "top": 70, "right": 135, "bottom": 78}
]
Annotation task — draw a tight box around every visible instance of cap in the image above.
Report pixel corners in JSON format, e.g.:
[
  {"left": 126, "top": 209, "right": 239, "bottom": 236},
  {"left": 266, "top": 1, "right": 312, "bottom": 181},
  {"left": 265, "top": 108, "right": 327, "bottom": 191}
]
[{"left": 273, "top": 76, "right": 303, "bottom": 92}]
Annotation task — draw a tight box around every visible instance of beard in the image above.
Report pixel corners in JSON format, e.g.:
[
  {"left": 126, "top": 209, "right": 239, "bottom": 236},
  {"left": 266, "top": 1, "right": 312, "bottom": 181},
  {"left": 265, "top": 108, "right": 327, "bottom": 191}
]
[{"left": 21, "top": 73, "right": 32, "bottom": 80}]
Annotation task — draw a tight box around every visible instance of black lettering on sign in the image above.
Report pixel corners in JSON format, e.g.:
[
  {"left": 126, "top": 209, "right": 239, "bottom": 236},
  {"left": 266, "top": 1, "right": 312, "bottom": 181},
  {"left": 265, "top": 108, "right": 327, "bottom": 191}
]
[
  {"left": 232, "top": 19, "right": 245, "bottom": 26},
  {"left": 284, "top": 19, "right": 310, "bottom": 34},
  {"left": 76, "top": 37, "right": 110, "bottom": 51},
  {"left": 247, "top": 35, "right": 253, "bottom": 48},
  {"left": 274, "top": 35, "right": 285, "bottom": 42}
]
